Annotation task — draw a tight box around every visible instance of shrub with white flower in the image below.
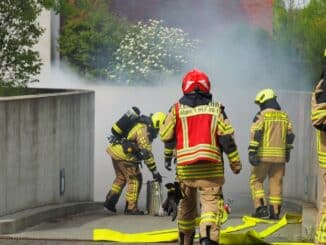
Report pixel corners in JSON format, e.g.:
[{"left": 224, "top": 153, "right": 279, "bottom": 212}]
[{"left": 107, "top": 19, "right": 198, "bottom": 84}]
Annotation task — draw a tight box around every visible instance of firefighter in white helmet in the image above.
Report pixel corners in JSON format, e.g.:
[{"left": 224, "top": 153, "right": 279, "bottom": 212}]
[{"left": 249, "top": 89, "right": 295, "bottom": 219}]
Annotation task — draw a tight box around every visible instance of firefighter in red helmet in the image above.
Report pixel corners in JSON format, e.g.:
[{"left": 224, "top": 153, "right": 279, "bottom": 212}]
[{"left": 160, "top": 69, "right": 242, "bottom": 245}]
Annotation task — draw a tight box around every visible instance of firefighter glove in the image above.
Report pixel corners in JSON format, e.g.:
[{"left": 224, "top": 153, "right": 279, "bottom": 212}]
[
  {"left": 162, "top": 182, "right": 183, "bottom": 221},
  {"left": 249, "top": 152, "right": 260, "bottom": 166},
  {"left": 152, "top": 169, "right": 162, "bottom": 183},
  {"left": 231, "top": 163, "right": 242, "bottom": 174},
  {"left": 122, "top": 139, "right": 137, "bottom": 154},
  {"left": 165, "top": 157, "right": 172, "bottom": 171}
]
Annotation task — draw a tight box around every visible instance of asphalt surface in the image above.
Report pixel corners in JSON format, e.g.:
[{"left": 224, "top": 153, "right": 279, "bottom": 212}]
[{"left": 0, "top": 195, "right": 310, "bottom": 244}]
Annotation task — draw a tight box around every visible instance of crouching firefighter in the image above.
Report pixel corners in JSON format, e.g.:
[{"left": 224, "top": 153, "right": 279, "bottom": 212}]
[
  {"left": 104, "top": 107, "right": 166, "bottom": 215},
  {"left": 312, "top": 49, "right": 326, "bottom": 245},
  {"left": 160, "top": 69, "right": 242, "bottom": 245},
  {"left": 249, "top": 89, "right": 295, "bottom": 219}
]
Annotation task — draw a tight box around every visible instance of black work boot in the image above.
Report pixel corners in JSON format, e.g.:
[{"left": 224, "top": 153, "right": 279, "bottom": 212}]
[
  {"left": 103, "top": 191, "right": 119, "bottom": 213},
  {"left": 124, "top": 201, "right": 144, "bottom": 215},
  {"left": 199, "top": 238, "right": 219, "bottom": 245},
  {"left": 178, "top": 231, "right": 195, "bottom": 245},
  {"left": 269, "top": 205, "right": 280, "bottom": 220},
  {"left": 199, "top": 226, "right": 219, "bottom": 245},
  {"left": 252, "top": 205, "right": 269, "bottom": 218}
]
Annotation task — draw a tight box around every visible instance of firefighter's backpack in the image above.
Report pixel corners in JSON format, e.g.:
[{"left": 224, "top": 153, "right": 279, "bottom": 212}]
[{"left": 111, "top": 107, "right": 141, "bottom": 138}]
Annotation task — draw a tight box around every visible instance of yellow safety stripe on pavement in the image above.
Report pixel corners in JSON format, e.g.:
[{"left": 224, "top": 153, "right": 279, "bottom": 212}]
[{"left": 93, "top": 213, "right": 303, "bottom": 244}]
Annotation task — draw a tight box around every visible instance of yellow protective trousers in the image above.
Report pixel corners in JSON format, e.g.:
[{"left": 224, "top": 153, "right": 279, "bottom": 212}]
[
  {"left": 250, "top": 162, "right": 285, "bottom": 211},
  {"left": 315, "top": 169, "right": 326, "bottom": 244},
  {"left": 107, "top": 158, "right": 142, "bottom": 210},
  {"left": 178, "top": 178, "right": 223, "bottom": 244}
]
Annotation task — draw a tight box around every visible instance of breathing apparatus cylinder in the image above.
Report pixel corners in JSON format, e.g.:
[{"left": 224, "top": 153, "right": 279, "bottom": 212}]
[{"left": 111, "top": 107, "right": 141, "bottom": 138}]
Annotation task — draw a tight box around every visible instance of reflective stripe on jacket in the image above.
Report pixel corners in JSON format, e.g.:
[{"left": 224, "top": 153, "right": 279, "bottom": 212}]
[{"left": 249, "top": 109, "right": 293, "bottom": 163}]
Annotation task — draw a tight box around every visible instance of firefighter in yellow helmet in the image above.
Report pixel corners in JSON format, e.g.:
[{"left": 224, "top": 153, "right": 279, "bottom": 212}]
[
  {"left": 160, "top": 69, "right": 242, "bottom": 245},
  {"left": 249, "top": 89, "right": 295, "bottom": 219},
  {"left": 312, "top": 49, "right": 326, "bottom": 245},
  {"left": 104, "top": 109, "right": 166, "bottom": 215}
]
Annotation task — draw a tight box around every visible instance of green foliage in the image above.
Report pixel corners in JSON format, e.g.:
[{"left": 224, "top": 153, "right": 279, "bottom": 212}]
[
  {"left": 273, "top": 0, "right": 326, "bottom": 82},
  {"left": 0, "top": 0, "right": 46, "bottom": 87},
  {"left": 107, "top": 19, "right": 198, "bottom": 84},
  {"left": 58, "top": 0, "right": 131, "bottom": 79}
]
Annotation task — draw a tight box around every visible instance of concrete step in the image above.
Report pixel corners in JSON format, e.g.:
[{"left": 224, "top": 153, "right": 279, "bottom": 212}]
[{"left": 0, "top": 202, "right": 102, "bottom": 234}]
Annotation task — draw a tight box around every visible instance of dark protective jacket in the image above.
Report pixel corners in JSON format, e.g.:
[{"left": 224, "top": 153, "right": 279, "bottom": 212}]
[{"left": 311, "top": 79, "right": 326, "bottom": 168}]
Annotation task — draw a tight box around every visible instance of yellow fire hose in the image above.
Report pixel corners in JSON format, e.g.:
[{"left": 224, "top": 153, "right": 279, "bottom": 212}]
[{"left": 93, "top": 213, "right": 313, "bottom": 244}]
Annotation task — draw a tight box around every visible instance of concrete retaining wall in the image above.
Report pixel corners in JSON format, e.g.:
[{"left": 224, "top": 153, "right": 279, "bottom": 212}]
[
  {"left": 0, "top": 89, "right": 94, "bottom": 216},
  {"left": 278, "top": 92, "right": 318, "bottom": 204}
]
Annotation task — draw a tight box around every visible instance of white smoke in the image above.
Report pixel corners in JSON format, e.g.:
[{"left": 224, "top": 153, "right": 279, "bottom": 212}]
[{"left": 34, "top": 0, "right": 314, "bottom": 211}]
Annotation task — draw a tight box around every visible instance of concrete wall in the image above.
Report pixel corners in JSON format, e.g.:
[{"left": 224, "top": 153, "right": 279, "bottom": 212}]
[
  {"left": 0, "top": 89, "right": 94, "bottom": 216},
  {"left": 278, "top": 92, "right": 318, "bottom": 203}
]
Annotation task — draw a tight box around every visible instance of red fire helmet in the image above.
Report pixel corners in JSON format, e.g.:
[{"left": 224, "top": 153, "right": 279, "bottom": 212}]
[{"left": 182, "top": 69, "right": 211, "bottom": 94}]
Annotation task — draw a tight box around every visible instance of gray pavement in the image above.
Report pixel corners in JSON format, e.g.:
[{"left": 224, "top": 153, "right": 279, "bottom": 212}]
[{"left": 0, "top": 195, "right": 314, "bottom": 244}]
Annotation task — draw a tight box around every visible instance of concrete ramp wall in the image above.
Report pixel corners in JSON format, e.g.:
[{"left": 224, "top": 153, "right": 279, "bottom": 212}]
[
  {"left": 0, "top": 89, "right": 94, "bottom": 216},
  {"left": 278, "top": 92, "right": 318, "bottom": 204}
]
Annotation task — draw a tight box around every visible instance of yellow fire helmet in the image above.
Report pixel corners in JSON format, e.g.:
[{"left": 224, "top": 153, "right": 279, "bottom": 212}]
[
  {"left": 255, "top": 88, "right": 277, "bottom": 104},
  {"left": 151, "top": 112, "right": 166, "bottom": 129}
]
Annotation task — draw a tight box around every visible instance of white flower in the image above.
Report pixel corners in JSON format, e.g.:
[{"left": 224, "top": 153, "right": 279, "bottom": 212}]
[{"left": 108, "top": 18, "right": 198, "bottom": 83}]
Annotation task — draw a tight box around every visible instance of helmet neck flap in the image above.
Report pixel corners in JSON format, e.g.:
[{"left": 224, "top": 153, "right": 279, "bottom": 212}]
[
  {"left": 179, "top": 90, "right": 212, "bottom": 107},
  {"left": 259, "top": 98, "right": 281, "bottom": 111}
]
